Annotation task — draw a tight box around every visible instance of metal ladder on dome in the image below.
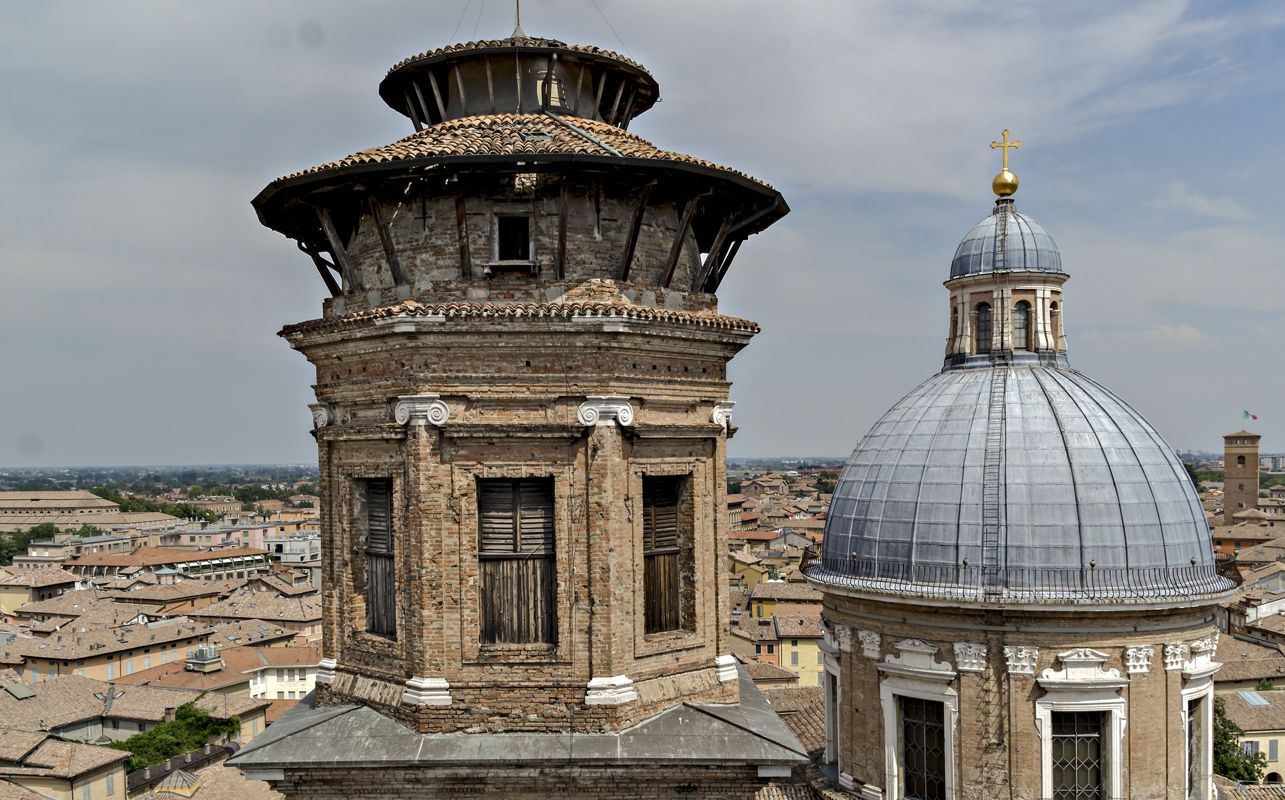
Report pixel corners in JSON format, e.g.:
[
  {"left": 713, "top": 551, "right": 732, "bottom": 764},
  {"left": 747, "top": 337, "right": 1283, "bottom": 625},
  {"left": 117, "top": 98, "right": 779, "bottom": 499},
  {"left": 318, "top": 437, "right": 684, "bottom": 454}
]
[{"left": 980, "top": 366, "right": 1007, "bottom": 592}]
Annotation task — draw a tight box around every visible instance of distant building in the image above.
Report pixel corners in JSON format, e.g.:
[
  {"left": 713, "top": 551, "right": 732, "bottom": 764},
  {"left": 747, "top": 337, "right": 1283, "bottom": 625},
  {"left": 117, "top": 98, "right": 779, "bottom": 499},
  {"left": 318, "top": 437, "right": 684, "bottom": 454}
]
[
  {"left": 1227, "top": 431, "right": 1263, "bottom": 525},
  {"left": 9, "top": 620, "right": 214, "bottom": 682},
  {"left": 263, "top": 532, "right": 320, "bottom": 564}
]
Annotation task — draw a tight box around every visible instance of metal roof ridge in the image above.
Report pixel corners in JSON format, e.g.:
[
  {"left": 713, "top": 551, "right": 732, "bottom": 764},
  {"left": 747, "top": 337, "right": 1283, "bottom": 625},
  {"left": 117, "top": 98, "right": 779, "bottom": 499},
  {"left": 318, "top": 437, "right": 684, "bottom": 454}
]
[{"left": 541, "top": 111, "right": 622, "bottom": 157}]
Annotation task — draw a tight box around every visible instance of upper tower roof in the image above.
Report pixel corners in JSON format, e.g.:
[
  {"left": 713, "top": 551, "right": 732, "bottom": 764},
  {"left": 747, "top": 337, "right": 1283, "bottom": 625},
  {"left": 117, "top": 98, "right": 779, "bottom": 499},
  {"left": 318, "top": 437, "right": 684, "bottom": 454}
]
[{"left": 948, "top": 200, "right": 1063, "bottom": 280}]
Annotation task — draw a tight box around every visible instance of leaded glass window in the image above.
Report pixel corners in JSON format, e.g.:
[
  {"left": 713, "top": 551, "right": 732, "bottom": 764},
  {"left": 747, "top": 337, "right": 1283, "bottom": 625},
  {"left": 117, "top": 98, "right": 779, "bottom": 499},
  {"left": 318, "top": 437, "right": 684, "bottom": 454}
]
[
  {"left": 975, "top": 303, "right": 992, "bottom": 354},
  {"left": 900, "top": 696, "right": 946, "bottom": 800},
  {"left": 1052, "top": 711, "right": 1105, "bottom": 800},
  {"left": 1013, "top": 301, "right": 1031, "bottom": 350}
]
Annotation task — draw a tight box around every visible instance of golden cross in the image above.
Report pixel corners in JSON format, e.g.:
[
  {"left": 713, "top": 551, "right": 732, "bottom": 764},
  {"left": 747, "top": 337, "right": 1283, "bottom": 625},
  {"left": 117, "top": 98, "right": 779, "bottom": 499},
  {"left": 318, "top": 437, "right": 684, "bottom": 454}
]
[{"left": 990, "top": 129, "right": 1022, "bottom": 172}]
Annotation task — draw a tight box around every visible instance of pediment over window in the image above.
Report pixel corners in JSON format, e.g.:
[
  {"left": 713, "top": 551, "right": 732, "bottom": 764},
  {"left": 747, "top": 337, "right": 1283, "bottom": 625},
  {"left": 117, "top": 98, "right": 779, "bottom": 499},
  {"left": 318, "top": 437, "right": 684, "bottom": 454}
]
[
  {"left": 878, "top": 638, "right": 956, "bottom": 682},
  {"left": 1038, "top": 647, "right": 1126, "bottom": 689}
]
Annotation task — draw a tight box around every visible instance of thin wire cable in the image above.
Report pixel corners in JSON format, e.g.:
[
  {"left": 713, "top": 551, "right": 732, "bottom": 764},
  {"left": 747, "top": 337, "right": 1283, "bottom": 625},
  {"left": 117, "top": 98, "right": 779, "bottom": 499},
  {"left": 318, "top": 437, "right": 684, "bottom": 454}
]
[
  {"left": 449, "top": 0, "right": 474, "bottom": 42},
  {"left": 471, "top": 0, "right": 486, "bottom": 39},
  {"left": 587, "top": 0, "right": 631, "bottom": 57}
]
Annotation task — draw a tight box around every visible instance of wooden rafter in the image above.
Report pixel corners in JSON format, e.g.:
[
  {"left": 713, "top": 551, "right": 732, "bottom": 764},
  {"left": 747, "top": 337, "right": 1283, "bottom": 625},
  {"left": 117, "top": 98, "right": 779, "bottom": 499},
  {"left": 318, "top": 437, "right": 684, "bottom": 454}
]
[
  {"left": 315, "top": 206, "right": 358, "bottom": 290},
  {"left": 366, "top": 195, "right": 407, "bottom": 285},
  {"left": 619, "top": 181, "right": 655, "bottom": 281},
  {"left": 709, "top": 237, "right": 745, "bottom": 292},
  {"left": 484, "top": 58, "right": 496, "bottom": 113},
  {"left": 297, "top": 241, "right": 341, "bottom": 296},
  {"left": 663, "top": 191, "right": 708, "bottom": 288},
  {"left": 426, "top": 70, "right": 448, "bottom": 120},
  {"left": 412, "top": 81, "right": 434, "bottom": 126},
  {"left": 402, "top": 90, "right": 423, "bottom": 132},
  {"left": 452, "top": 64, "right": 468, "bottom": 116},
  {"left": 694, "top": 215, "right": 734, "bottom": 292}
]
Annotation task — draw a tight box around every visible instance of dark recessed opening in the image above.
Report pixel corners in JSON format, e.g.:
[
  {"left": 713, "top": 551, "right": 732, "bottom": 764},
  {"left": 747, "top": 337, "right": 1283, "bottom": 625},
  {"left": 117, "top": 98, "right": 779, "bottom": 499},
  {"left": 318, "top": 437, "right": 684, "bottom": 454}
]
[{"left": 497, "top": 215, "right": 531, "bottom": 261}]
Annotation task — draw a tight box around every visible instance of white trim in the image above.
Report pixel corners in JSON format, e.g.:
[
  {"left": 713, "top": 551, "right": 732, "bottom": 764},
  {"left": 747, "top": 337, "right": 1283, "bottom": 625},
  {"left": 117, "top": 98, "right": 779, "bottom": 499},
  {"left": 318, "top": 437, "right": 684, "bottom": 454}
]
[
  {"left": 878, "top": 639, "right": 958, "bottom": 800},
  {"left": 576, "top": 396, "right": 635, "bottom": 427},
  {"left": 585, "top": 675, "right": 638, "bottom": 705},
  {"left": 401, "top": 676, "right": 451, "bottom": 706},
  {"left": 1034, "top": 649, "right": 1127, "bottom": 800},
  {"left": 394, "top": 394, "right": 450, "bottom": 426},
  {"left": 715, "top": 654, "right": 739, "bottom": 683}
]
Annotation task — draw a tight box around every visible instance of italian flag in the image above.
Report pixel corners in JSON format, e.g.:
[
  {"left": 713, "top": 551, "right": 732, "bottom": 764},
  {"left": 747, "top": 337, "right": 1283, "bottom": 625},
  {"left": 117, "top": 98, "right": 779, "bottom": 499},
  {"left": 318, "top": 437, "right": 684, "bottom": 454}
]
[{"left": 1245, "top": 410, "right": 1259, "bottom": 421}]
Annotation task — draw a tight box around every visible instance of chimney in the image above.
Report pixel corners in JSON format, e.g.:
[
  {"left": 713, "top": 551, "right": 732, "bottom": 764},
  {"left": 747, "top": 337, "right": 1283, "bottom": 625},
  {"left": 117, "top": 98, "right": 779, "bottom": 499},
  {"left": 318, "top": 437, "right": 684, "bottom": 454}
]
[{"left": 164, "top": 706, "right": 177, "bottom": 722}]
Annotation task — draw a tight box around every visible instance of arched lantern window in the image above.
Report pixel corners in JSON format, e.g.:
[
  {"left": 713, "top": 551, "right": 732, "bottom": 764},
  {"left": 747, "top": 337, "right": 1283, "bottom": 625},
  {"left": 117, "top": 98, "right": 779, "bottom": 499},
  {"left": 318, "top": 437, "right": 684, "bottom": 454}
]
[
  {"left": 975, "top": 303, "right": 992, "bottom": 355},
  {"left": 1013, "top": 301, "right": 1031, "bottom": 351},
  {"left": 1049, "top": 301, "right": 1061, "bottom": 346}
]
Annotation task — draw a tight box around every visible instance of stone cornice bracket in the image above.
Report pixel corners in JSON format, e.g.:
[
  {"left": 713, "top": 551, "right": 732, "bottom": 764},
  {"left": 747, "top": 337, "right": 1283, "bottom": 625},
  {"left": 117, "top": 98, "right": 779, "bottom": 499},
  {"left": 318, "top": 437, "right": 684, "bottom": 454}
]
[
  {"left": 1164, "top": 643, "right": 1189, "bottom": 671},
  {"left": 857, "top": 630, "right": 880, "bottom": 659},
  {"left": 577, "top": 396, "right": 635, "bottom": 427},
  {"left": 314, "top": 657, "right": 337, "bottom": 685},
  {"left": 401, "top": 676, "right": 451, "bottom": 706},
  {"left": 394, "top": 394, "right": 450, "bottom": 426},
  {"left": 711, "top": 401, "right": 735, "bottom": 432},
  {"left": 1004, "top": 645, "right": 1039, "bottom": 677},
  {"left": 308, "top": 403, "right": 333, "bottom": 430},
  {"left": 953, "top": 642, "right": 986, "bottom": 673},
  {"left": 1125, "top": 646, "right": 1154, "bottom": 675},
  {"left": 585, "top": 675, "right": 638, "bottom": 705},
  {"left": 715, "top": 654, "right": 739, "bottom": 682}
]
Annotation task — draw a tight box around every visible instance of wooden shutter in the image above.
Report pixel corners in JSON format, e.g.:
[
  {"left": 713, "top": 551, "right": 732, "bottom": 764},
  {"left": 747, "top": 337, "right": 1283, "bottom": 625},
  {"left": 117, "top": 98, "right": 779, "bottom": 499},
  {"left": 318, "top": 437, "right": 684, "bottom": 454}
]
[
  {"left": 643, "top": 476, "right": 683, "bottom": 633},
  {"left": 477, "top": 478, "right": 556, "bottom": 644},
  {"left": 362, "top": 479, "right": 396, "bottom": 637}
]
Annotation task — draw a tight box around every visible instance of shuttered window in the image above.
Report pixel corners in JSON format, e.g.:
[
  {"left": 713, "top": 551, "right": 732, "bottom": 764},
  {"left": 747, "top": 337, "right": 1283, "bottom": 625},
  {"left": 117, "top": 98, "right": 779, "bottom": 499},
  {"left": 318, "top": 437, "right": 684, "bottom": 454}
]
[
  {"left": 643, "top": 476, "right": 684, "bottom": 634},
  {"left": 361, "top": 478, "right": 396, "bottom": 638},
  {"left": 478, "top": 478, "right": 556, "bottom": 644}
]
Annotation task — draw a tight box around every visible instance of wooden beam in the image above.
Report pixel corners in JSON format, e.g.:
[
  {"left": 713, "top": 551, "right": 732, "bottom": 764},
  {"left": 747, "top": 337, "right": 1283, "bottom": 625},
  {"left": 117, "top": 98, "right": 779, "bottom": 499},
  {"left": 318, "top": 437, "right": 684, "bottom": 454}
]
[
  {"left": 403, "top": 90, "right": 423, "bottom": 132},
  {"left": 593, "top": 71, "right": 607, "bottom": 120},
  {"left": 571, "top": 63, "right": 586, "bottom": 116},
  {"left": 455, "top": 196, "right": 471, "bottom": 278},
  {"left": 618, "top": 181, "right": 654, "bottom": 281},
  {"left": 485, "top": 58, "right": 496, "bottom": 113},
  {"left": 412, "top": 80, "right": 434, "bottom": 126},
  {"left": 514, "top": 53, "right": 523, "bottom": 114},
  {"left": 556, "top": 179, "right": 569, "bottom": 279},
  {"left": 662, "top": 192, "right": 706, "bottom": 288},
  {"left": 607, "top": 79, "right": 625, "bottom": 126},
  {"left": 709, "top": 237, "right": 745, "bottom": 292},
  {"left": 367, "top": 195, "right": 407, "bottom": 285},
  {"left": 298, "top": 241, "right": 342, "bottom": 296},
  {"left": 315, "top": 206, "right": 358, "bottom": 290},
  {"left": 541, "top": 54, "right": 555, "bottom": 111},
  {"left": 619, "top": 89, "right": 636, "bottom": 130},
  {"left": 695, "top": 215, "right": 734, "bottom": 292},
  {"left": 448, "top": 66, "right": 466, "bottom": 117},
  {"left": 426, "top": 70, "right": 448, "bottom": 120}
]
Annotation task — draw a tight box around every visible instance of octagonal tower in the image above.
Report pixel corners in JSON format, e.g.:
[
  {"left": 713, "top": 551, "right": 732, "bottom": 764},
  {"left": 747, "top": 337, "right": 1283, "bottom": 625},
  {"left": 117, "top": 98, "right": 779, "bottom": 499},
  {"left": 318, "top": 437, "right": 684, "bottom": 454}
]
[{"left": 230, "top": 24, "right": 807, "bottom": 800}]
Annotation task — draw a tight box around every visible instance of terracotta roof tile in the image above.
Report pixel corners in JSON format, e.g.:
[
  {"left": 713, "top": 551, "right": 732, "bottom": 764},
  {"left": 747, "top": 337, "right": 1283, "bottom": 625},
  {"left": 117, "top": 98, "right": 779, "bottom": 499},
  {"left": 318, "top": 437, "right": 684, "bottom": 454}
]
[{"left": 387, "top": 37, "right": 650, "bottom": 78}]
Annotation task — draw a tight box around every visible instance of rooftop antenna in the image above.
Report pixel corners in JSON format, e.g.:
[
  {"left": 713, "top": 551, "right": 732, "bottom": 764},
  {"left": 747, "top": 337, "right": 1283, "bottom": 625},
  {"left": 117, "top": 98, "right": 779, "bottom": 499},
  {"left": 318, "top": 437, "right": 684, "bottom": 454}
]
[{"left": 511, "top": 0, "right": 527, "bottom": 39}]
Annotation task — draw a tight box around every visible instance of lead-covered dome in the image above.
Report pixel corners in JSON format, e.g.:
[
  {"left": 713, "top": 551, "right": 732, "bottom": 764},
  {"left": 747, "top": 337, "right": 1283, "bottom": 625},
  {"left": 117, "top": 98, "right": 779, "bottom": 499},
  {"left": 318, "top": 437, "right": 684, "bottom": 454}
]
[
  {"left": 812, "top": 366, "right": 1230, "bottom": 604},
  {"left": 949, "top": 200, "right": 1063, "bottom": 279}
]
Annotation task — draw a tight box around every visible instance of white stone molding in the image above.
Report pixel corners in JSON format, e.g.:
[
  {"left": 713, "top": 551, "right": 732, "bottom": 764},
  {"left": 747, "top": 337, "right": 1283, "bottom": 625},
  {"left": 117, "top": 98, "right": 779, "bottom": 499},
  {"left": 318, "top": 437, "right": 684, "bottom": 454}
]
[
  {"left": 401, "top": 676, "right": 451, "bottom": 706},
  {"left": 715, "top": 654, "right": 739, "bottom": 683},
  {"left": 857, "top": 629, "right": 880, "bottom": 659},
  {"left": 1004, "top": 645, "right": 1039, "bottom": 676},
  {"left": 711, "top": 401, "right": 736, "bottom": 431},
  {"left": 576, "top": 396, "right": 635, "bottom": 427},
  {"left": 585, "top": 675, "right": 638, "bottom": 705},
  {"left": 831, "top": 623, "right": 853, "bottom": 654},
  {"left": 859, "top": 783, "right": 884, "bottom": 800},
  {"left": 1183, "top": 636, "right": 1222, "bottom": 682},
  {"left": 1181, "top": 662, "right": 1218, "bottom": 800},
  {"left": 878, "top": 640, "right": 958, "bottom": 800},
  {"left": 308, "top": 403, "right": 333, "bottom": 430},
  {"left": 1034, "top": 654, "right": 1127, "bottom": 800},
  {"left": 953, "top": 642, "right": 987, "bottom": 673},
  {"left": 1164, "top": 643, "right": 1190, "bottom": 671},
  {"left": 394, "top": 394, "right": 450, "bottom": 426},
  {"left": 1124, "top": 645, "right": 1155, "bottom": 675},
  {"left": 837, "top": 772, "right": 857, "bottom": 791},
  {"left": 880, "top": 639, "right": 956, "bottom": 683},
  {"left": 1037, "top": 648, "right": 1126, "bottom": 690},
  {"left": 314, "top": 657, "right": 337, "bottom": 686}
]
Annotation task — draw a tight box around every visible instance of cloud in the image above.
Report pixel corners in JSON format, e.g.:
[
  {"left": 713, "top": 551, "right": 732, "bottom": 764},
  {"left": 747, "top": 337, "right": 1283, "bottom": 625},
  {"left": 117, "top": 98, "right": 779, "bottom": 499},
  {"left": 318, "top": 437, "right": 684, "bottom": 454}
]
[{"left": 1151, "top": 181, "right": 1251, "bottom": 220}]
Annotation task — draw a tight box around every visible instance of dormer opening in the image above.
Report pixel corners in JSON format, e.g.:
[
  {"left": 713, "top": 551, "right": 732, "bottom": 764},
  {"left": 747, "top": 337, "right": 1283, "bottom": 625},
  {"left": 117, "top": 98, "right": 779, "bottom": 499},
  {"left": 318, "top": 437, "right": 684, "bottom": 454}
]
[{"left": 496, "top": 214, "right": 532, "bottom": 262}]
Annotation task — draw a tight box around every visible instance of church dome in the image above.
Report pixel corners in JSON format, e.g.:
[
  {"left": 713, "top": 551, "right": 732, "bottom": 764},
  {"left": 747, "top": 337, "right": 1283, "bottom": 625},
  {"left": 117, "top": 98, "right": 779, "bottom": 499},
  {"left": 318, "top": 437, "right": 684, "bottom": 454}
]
[
  {"left": 949, "top": 201, "right": 1063, "bottom": 279},
  {"left": 813, "top": 366, "right": 1228, "bottom": 604}
]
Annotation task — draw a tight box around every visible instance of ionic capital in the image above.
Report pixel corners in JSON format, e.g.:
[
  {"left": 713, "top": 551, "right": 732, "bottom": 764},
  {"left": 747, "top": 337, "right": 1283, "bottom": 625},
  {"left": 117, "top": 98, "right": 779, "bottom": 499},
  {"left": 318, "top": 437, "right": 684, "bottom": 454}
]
[
  {"left": 577, "top": 396, "right": 635, "bottom": 427},
  {"left": 394, "top": 394, "right": 449, "bottom": 426}
]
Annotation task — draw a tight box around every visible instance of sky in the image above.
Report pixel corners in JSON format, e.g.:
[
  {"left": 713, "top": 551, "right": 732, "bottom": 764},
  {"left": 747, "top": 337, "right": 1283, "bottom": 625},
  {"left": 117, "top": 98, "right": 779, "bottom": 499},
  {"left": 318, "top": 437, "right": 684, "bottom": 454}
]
[{"left": 2, "top": 0, "right": 1283, "bottom": 467}]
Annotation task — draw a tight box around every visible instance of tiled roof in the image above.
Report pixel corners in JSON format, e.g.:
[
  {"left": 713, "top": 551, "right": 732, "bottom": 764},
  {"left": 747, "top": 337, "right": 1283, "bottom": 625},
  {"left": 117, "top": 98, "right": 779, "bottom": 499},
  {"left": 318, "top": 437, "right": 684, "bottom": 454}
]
[
  {"left": 270, "top": 113, "right": 772, "bottom": 191},
  {"left": 1217, "top": 776, "right": 1285, "bottom": 799},
  {"left": 0, "top": 779, "right": 47, "bottom": 800},
  {"left": 762, "top": 686, "right": 826, "bottom": 757},
  {"left": 3, "top": 738, "right": 129, "bottom": 779},
  {"left": 0, "top": 490, "right": 118, "bottom": 510},
  {"left": 751, "top": 581, "right": 823, "bottom": 603},
  {"left": 0, "top": 730, "right": 45, "bottom": 762},
  {"left": 113, "top": 644, "right": 321, "bottom": 691},
  {"left": 1216, "top": 635, "right": 1285, "bottom": 683},
  {"left": 118, "top": 579, "right": 243, "bottom": 602},
  {"left": 68, "top": 546, "right": 267, "bottom": 568},
  {"left": 387, "top": 36, "right": 650, "bottom": 78},
  {"left": 281, "top": 298, "right": 760, "bottom": 337},
  {"left": 209, "top": 619, "right": 297, "bottom": 648},
  {"left": 774, "top": 607, "right": 824, "bottom": 639},
  {"left": 14, "top": 589, "right": 125, "bottom": 618},
  {"left": 12, "top": 620, "right": 212, "bottom": 661},
  {"left": 0, "top": 567, "right": 79, "bottom": 588},
  {"left": 1222, "top": 689, "right": 1285, "bottom": 733},
  {"left": 133, "top": 762, "right": 283, "bottom": 800},
  {"left": 733, "top": 655, "right": 797, "bottom": 683},
  {"left": 187, "top": 592, "right": 320, "bottom": 624}
]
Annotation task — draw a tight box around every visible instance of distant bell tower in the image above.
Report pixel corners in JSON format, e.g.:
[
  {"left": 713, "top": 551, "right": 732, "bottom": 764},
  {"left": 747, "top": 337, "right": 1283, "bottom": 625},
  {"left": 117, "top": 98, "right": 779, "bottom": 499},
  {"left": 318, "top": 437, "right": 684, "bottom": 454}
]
[
  {"left": 230, "top": 21, "right": 807, "bottom": 800},
  {"left": 1224, "top": 430, "right": 1262, "bottom": 524}
]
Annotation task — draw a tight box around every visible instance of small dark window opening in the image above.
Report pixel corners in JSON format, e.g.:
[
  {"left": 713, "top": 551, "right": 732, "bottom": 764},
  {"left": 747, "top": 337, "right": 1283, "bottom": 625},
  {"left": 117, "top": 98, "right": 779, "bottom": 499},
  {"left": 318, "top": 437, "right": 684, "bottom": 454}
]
[
  {"left": 900, "top": 696, "right": 946, "bottom": 800},
  {"left": 1051, "top": 710, "right": 1105, "bottom": 800},
  {"left": 1013, "top": 301, "right": 1031, "bottom": 350},
  {"left": 478, "top": 478, "right": 556, "bottom": 644},
  {"left": 496, "top": 215, "right": 531, "bottom": 261},
  {"left": 1237, "top": 456, "right": 1247, "bottom": 467},
  {"left": 359, "top": 478, "right": 396, "bottom": 638},
  {"left": 975, "top": 303, "right": 992, "bottom": 355},
  {"left": 643, "top": 475, "right": 690, "bottom": 634}
]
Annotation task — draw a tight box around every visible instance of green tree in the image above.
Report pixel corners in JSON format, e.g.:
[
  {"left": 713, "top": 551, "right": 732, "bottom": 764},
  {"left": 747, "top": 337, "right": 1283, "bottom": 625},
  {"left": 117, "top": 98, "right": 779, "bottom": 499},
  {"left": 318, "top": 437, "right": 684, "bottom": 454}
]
[
  {"left": 1214, "top": 697, "right": 1268, "bottom": 782},
  {"left": 727, "top": 479, "right": 743, "bottom": 494},
  {"left": 104, "top": 701, "right": 240, "bottom": 772}
]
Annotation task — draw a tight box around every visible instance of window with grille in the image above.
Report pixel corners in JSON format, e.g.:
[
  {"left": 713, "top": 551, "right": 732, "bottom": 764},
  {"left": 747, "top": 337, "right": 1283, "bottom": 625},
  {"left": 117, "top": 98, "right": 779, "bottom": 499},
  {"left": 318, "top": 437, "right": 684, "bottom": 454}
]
[
  {"left": 975, "top": 303, "right": 992, "bottom": 354},
  {"left": 642, "top": 475, "right": 687, "bottom": 633},
  {"left": 1013, "top": 300, "right": 1031, "bottom": 350},
  {"left": 478, "top": 478, "right": 556, "bottom": 644},
  {"left": 359, "top": 478, "right": 396, "bottom": 638},
  {"left": 900, "top": 696, "right": 946, "bottom": 800},
  {"left": 1052, "top": 711, "right": 1105, "bottom": 800}
]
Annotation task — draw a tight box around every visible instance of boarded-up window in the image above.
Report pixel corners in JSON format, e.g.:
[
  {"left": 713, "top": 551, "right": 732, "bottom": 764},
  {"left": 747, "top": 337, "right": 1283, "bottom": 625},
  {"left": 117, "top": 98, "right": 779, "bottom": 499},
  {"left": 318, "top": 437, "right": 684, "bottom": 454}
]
[
  {"left": 360, "top": 478, "right": 396, "bottom": 638},
  {"left": 643, "top": 475, "right": 685, "bottom": 634},
  {"left": 478, "top": 478, "right": 556, "bottom": 644}
]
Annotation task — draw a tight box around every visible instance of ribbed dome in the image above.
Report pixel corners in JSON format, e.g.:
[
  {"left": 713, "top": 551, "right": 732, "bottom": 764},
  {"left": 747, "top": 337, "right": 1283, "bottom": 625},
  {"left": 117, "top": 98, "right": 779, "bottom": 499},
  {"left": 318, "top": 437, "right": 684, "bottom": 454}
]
[
  {"left": 813, "top": 365, "right": 1230, "bottom": 604},
  {"left": 949, "top": 201, "right": 1063, "bottom": 279}
]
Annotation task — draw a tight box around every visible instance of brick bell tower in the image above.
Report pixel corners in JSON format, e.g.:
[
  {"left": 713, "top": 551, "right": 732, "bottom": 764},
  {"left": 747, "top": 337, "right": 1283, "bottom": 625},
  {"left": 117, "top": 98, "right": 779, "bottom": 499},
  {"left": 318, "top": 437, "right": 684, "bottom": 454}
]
[{"left": 230, "top": 20, "right": 808, "bottom": 800}]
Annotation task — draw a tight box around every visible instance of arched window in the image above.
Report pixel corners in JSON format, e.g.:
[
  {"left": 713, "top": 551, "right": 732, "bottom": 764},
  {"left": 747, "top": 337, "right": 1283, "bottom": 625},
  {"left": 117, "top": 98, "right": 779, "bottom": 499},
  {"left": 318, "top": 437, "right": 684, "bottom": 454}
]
[
  {"left": 1013, "top": 301, "right": 1031, "bottom": 351},
  {"left": 1238, "top": 456, "right": 1247, "bottom": 467},
  {"left": 950, "top": 307, "right": 958, "bottom": 344},
  {"left": 975, "top": 303, "right": 992, "bottom": 355},
  {"left": 1049, "top": 301, "right": 1061, "bottom": 347}
]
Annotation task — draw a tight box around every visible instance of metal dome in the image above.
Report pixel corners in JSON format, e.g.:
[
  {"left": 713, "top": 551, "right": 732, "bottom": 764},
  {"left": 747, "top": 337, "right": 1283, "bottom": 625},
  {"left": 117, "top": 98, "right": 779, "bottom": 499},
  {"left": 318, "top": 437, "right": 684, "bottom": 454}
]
[
  {"left": 812, "top": 365, "right": 1231, "bottom": 604},
  {"left": 949, "top": 201, "right": 1063, "bottom": 279}
]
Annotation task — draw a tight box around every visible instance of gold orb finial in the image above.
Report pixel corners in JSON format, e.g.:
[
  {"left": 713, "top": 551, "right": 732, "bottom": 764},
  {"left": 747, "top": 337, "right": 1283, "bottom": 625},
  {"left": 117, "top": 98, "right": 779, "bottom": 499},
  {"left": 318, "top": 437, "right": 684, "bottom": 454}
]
[{"left": 989, "top": 129, "right": 1022, "bottom": 197}]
